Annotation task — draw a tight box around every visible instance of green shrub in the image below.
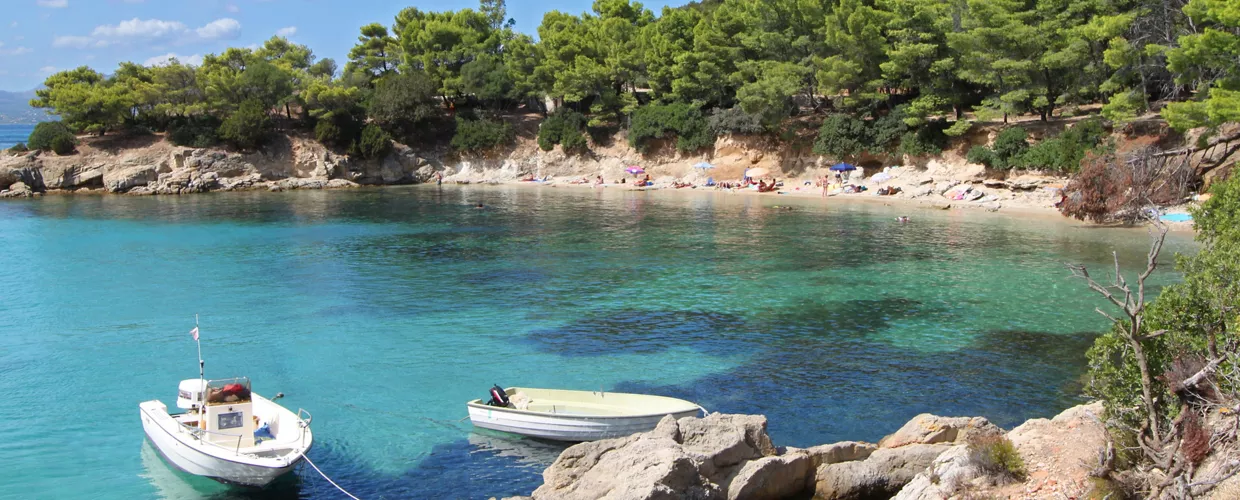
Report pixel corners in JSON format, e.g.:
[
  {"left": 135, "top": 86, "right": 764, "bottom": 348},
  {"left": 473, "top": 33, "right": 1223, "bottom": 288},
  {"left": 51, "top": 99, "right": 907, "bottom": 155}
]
[
  {"left": 708, "top": 107, "right": 766, "bottom": 136},
  {"left": 628, "top": 103, "right": 714, "bottom": 153},
  {"left": 50, "top": 135, "right": 76, "bottom": 155},
  {"left": 218, "top": 99, "right": 271, "bottom": 150},
  {"left": 898, "top": 120, "right": 948, "bottom": 157},
  {"left": 167, "top": 116, "right": 220, "bottom": 148},
  {"left": 1013, "top": 118, "right": 1108, "bottom": 173},
  {"left": 992, "top": 127, "right": 1029, "bottom": 161},
  {"left": 967, "top": 434, "right": 1026, "bottom": 481},
  {"left": 966, "top": 145, "right": 998, "bottom": 168},
  {"left": 7, "top": 142, "right": 28, "bottom": 154},
  {"left": 538, "top": 109, "right": 588, "bottom": 152},
  {"left": 813, "top": 114, "right": 870, "bottom": 159},
  {"left": 356, "top": 123, "right": 393, "bottom": 159},
  {"left": 27, "top": 121, "right": 76, "bottom": 152},
  {"left": 967, "top": 127, "right": 1029, "bottom": 170},
  {"left": 451, "top": 117, "right": 514, "bottom": 153}
]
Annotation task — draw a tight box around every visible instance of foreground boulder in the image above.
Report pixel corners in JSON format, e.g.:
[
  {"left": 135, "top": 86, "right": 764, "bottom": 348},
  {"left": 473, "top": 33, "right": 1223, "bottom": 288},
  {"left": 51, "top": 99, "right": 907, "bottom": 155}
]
[
  {"left": 530, "top": 413, "right": 856, "bottom": 500},
  {"left": 814, "top": 444, "right": 949, "bottom": 500}
]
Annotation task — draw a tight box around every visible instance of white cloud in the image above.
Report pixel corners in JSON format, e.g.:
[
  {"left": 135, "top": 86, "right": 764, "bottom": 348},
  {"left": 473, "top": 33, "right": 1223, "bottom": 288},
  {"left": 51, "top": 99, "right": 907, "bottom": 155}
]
[
  {"left": 52, "top": 35, "right": 108, "bottom": 49},
  {"left": 36, "top": 0, "right": 68, "bottom": 7},
  {"left": 92, "top": 18, "right": 187, "bottom": 38},
  {"left": 275, "top": 26, "right": 296, "bottom": 37},
  {"left": 144, "top": 52, "right": 202, "bottom": 67},
  {"left": 52, "top": 17, "right": 241, "bottom": 50},
  {"left": 0, "top": 45, "right": 33, "bottom": 56},
  {"left": 225, "top": 3, "right": 239, "bottom": 13},
  {"left": 196, "top": 18, "right": 240, "bottom": 40},
  {"left": 39, "top": 65, "right": 57, "bottom": 74},
  {"left": 10, "top": 21, "right": 18, "bottom": 28}
]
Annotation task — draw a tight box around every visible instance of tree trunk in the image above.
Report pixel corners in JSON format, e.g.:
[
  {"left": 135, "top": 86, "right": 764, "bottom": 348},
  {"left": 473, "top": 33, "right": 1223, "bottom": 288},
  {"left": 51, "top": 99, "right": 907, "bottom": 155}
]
[{"left": 1128, "top": 333, "right": 1162, "bottom": 443}]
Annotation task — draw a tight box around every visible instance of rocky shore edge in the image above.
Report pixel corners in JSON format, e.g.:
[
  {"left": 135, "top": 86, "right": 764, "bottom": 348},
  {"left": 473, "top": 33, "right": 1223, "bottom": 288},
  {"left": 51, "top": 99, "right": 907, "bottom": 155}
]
[{"left": 487, "top": 402, "right": 1235, "bottom": 500}]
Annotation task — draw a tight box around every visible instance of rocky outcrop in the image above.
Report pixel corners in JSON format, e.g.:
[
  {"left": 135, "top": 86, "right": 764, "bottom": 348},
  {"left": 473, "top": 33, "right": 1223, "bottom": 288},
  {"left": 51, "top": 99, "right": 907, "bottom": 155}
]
[
  {"left": 103, "top": 164, "right": 158, "bottom": 192},
  {"left": 878, "top": 414, "right": 1002, "bottom": 449},
  {"left": 0, "top": 181, "right": 36, "bottom": 198},
  {"left": 530, "top": 414, "right": 837, "bottom": 500},
  {"left": 814, "top": 444, "right": 950, "bottom": 500}
]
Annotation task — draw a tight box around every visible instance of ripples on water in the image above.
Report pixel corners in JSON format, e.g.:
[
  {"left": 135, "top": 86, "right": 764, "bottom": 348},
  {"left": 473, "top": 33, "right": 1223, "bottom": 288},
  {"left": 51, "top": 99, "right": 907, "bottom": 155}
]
[{"left": 0, "top": 186, "right": 1192, "bottom": 499}]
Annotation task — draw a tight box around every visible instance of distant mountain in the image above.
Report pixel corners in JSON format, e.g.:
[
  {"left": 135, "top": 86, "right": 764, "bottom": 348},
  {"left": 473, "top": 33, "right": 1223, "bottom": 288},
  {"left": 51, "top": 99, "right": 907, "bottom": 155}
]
[{"left": 0, "top": 90, "right": 49, "bottom": 124}]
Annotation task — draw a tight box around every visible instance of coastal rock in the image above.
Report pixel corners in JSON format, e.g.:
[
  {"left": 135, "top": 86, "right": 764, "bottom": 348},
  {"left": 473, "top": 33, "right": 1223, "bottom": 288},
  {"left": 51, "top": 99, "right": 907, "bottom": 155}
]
[
  {"left": 1002, "top": 402, "right": 1106, "bottom": 498},
  {"left": 103, "top": 164, "right": 158, "bottom": 192},
  {"left": 41, "top": 162, "right": 104, "bottom": 189},
  {"left": 532, "top": 432, "right": 722, "bottom": 500},
  {"left": 678, "top": 413, "right": 776, "bottom": 471},
  {"left": 909, "top": 186, "right": 934, "bottom": 198},
  {"left": 531, "top": 414, "right": 787, "bottom": 500},
  {"left": 802, "top": 442, "right": 877, "bottom": 470},
  {"left": 813, "top": 444, "right": 950, "bottom": 500},
  {"left": 892, "top": 445, "right": 981, "bottom": 500},
  {"left": 0, "top": 181, "right": 36, "bottom": 198},
  {"left": 879, "top": 415, "right": 1002, "bottom": 449},
  {"left": 932, "top": 180, "right": 959, "bottom": 195},
  {"left": 725, "top": 451, "right": 811, "bottom": 500}
]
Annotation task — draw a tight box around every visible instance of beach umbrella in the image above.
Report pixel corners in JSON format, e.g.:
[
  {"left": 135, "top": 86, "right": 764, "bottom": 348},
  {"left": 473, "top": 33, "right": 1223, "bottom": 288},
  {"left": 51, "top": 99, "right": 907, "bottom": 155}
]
[
  {"left": 830, "top": 163, "right": 857, "bottom": 172},
  {"left": 871, "top": 172, "right": 891, "bottom": 183},
  {"left": 693, "top": 162, "right": 715, "bottom": 170},
  {"left": 626, "top": 166, "right": 645, "bottom": 175},
  {"left": 746, "top": 167, "right": 770, "bottom": 177}
]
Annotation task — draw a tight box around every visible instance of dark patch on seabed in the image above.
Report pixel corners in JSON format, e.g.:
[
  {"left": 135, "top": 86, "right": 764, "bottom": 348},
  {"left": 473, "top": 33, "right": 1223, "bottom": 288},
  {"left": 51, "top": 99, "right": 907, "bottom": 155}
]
[
  {"left": 612, "top": 327, "right": 1100, "bottom": 449},
  {"left": 516, "top": 297, "right": 940, "bottom": 358}
]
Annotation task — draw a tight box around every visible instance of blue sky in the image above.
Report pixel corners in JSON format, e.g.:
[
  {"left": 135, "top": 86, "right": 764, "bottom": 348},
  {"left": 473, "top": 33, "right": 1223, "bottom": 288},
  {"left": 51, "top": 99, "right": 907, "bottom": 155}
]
[{"left": 0, "top": 0, "right": 685, "bottom": 91}]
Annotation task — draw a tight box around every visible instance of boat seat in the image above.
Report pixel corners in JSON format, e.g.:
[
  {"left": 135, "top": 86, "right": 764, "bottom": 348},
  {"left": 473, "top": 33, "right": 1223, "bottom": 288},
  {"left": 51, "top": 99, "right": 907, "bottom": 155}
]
[{"left": 511, "top": 393, "right": 532, "bottom": 410}]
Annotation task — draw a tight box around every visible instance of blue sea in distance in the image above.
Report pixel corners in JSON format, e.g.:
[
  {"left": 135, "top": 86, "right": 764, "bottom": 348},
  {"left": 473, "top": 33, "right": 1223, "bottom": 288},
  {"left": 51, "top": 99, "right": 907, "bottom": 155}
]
[
  {"left": 0, "top": 124, "right": 35, "bottom": 150},
  {"left": 0, "top": 186, "right": 1193, "bottom": 499}
]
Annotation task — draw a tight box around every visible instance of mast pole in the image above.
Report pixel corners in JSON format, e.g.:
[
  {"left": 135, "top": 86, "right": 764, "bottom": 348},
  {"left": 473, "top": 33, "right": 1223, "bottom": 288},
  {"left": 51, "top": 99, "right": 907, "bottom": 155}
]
[{"left": 196, "top": 314, "right": 204, "bottom": 382}]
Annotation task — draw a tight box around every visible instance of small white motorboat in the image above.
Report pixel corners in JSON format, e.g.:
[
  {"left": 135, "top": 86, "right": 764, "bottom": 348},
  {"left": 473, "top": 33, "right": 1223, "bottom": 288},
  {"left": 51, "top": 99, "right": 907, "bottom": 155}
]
[
  {"left": 140, "top": 377, "right": 314, "bottom": 487},
  {"left": 467, "top": 386, "right": 703, "bottom": 441},
  {"left": 139, "top": 320, "right": 313, "bottom": 487}
]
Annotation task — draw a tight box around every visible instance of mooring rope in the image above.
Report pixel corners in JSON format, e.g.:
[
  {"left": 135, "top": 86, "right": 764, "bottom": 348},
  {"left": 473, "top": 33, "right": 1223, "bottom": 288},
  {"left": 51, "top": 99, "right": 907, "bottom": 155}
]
[{"left": 299, "top": 452, "right": 362, "bottom": 500}]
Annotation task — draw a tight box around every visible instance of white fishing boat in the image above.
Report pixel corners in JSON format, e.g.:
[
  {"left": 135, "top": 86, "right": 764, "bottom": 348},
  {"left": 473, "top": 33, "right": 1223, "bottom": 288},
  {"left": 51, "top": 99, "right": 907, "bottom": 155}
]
[
  {"left": 467, "top": 386, "right": 704, "bottom": 441},
  {"left": 139, "top": 320, "right": 313, "bottom": 487}
]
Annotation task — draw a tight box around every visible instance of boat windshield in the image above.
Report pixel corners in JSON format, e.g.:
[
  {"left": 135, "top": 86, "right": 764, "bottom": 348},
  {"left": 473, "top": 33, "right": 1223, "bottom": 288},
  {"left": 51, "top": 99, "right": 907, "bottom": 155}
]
[{"left": 205, "top": 377, "right": 252, "bottom": 405}]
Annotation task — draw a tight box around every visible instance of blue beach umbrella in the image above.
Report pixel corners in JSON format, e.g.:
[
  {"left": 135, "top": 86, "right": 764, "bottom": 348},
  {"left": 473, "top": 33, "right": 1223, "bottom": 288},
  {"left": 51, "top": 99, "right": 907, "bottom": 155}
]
[
  {"left": 829, "top": 163, "right": 857, "bottom": 172},
  {"left": 693, "top": 162, "right": 715, "bottom": 170}
]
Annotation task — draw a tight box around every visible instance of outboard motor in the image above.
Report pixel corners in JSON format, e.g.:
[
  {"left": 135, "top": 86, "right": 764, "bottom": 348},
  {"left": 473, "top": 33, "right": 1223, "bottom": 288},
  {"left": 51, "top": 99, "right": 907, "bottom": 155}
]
[{"left": 488, "top": 385, "right": 511, "bottom": 407}]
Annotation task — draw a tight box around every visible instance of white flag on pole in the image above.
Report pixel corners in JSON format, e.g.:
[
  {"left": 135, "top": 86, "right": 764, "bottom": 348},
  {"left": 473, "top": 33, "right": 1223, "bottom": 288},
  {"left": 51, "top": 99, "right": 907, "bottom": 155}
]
[{"left": 190, "top": 327, "right": 199, "bottom": 341}]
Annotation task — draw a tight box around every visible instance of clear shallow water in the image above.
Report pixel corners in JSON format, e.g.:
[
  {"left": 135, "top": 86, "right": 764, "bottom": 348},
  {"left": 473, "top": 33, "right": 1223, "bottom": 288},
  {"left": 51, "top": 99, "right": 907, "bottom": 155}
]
[
  {"left": 0, "top": 124, "right": 34, "bottom": 150},
  {"left": 0, "top": 186, "right": 1192, "bottom": 499}
]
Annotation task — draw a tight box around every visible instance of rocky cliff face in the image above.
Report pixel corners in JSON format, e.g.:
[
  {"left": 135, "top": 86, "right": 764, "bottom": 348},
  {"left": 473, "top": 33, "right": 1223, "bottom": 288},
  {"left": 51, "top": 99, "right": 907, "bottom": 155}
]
[
  {"left": 497, "top": 402, "right": 1240, "bottom": 500},
  {"left": 0, "top": 133, "right": 443, "bottom": 197}
]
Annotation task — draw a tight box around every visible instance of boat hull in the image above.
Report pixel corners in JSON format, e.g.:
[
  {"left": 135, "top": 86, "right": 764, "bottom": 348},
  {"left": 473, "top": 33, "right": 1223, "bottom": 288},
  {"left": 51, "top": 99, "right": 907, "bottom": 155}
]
[
  {"left": 469, "top": 405, "right": 701, "bottom": 441},
  {"left": 139, "top": 401, "right": 306, "bottom": 487},
  {"left": 467, "top": 388, "right": 703, "bottom": 441}
]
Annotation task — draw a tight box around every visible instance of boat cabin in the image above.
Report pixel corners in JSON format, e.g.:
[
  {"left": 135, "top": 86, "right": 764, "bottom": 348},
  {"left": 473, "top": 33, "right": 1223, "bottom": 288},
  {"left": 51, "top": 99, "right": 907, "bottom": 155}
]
[{"left": 174, "top": 377, "right": 256, "bottom": 448}]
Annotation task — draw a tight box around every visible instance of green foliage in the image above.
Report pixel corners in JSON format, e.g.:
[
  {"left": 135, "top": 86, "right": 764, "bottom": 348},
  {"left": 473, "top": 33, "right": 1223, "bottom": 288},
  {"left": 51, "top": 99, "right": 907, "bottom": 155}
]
[
  {"left": 1087, "top": 177, "right": 1240, "bottom": 434},
  {"left": 898, "top": 120, "right": 948, "bottom": 157},
  {"left": 167, "top": 116, "right": 221, "bottom": 148},
  {"left": 967, "top": 434, "right": 1027, "bottom": 481},
  {"left": 49, "top": 135, "right": 76, "bottom": 155},
  {"left": 627, "top": 102, "right": 713, "bottom": 153},
  {"left": 968, "top": 127, "right": 1029, "bottom": 170},
  {"left": 8, "top": 143, "right": 28, "bottom": 154},
  {"left": 27, "top": 121, "right": 77, "bottom": 153},
  {"left": 538, "top": 109, "right": 588, "bottom": 152},
  {"left": 708, "top": 107, "right": 765, "bottom": 136},
  {"left": 813, "top": 114, "right": 870, "bottom": 159},
  {"left": 451, "top": 117, "right": 515, "bottom": 153},
  {"left": 368, "top": 71, "right": 439, "bottom": 134},
  {"left": 218, "top": 99, "right": 271, "bottom": 150},
  {"left": 1163, "top": 0, "right": 1240, "bottom": 130},
  {"left": 357, "top": 124, "right": 394, "bottom": 159},
  {"left": 1015, "top": 118, "right": 1108, "bottom": 172}
]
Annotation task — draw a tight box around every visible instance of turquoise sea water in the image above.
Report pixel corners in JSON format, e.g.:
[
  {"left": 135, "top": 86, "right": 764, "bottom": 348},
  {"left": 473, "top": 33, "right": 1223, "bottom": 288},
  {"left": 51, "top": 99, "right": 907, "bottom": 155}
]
[
  {"left": 0, "top": 186, "right": 1192, "bottom": 499},
  {"left": 0, "top": 124, "right": 35, "bottom": 150}
]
